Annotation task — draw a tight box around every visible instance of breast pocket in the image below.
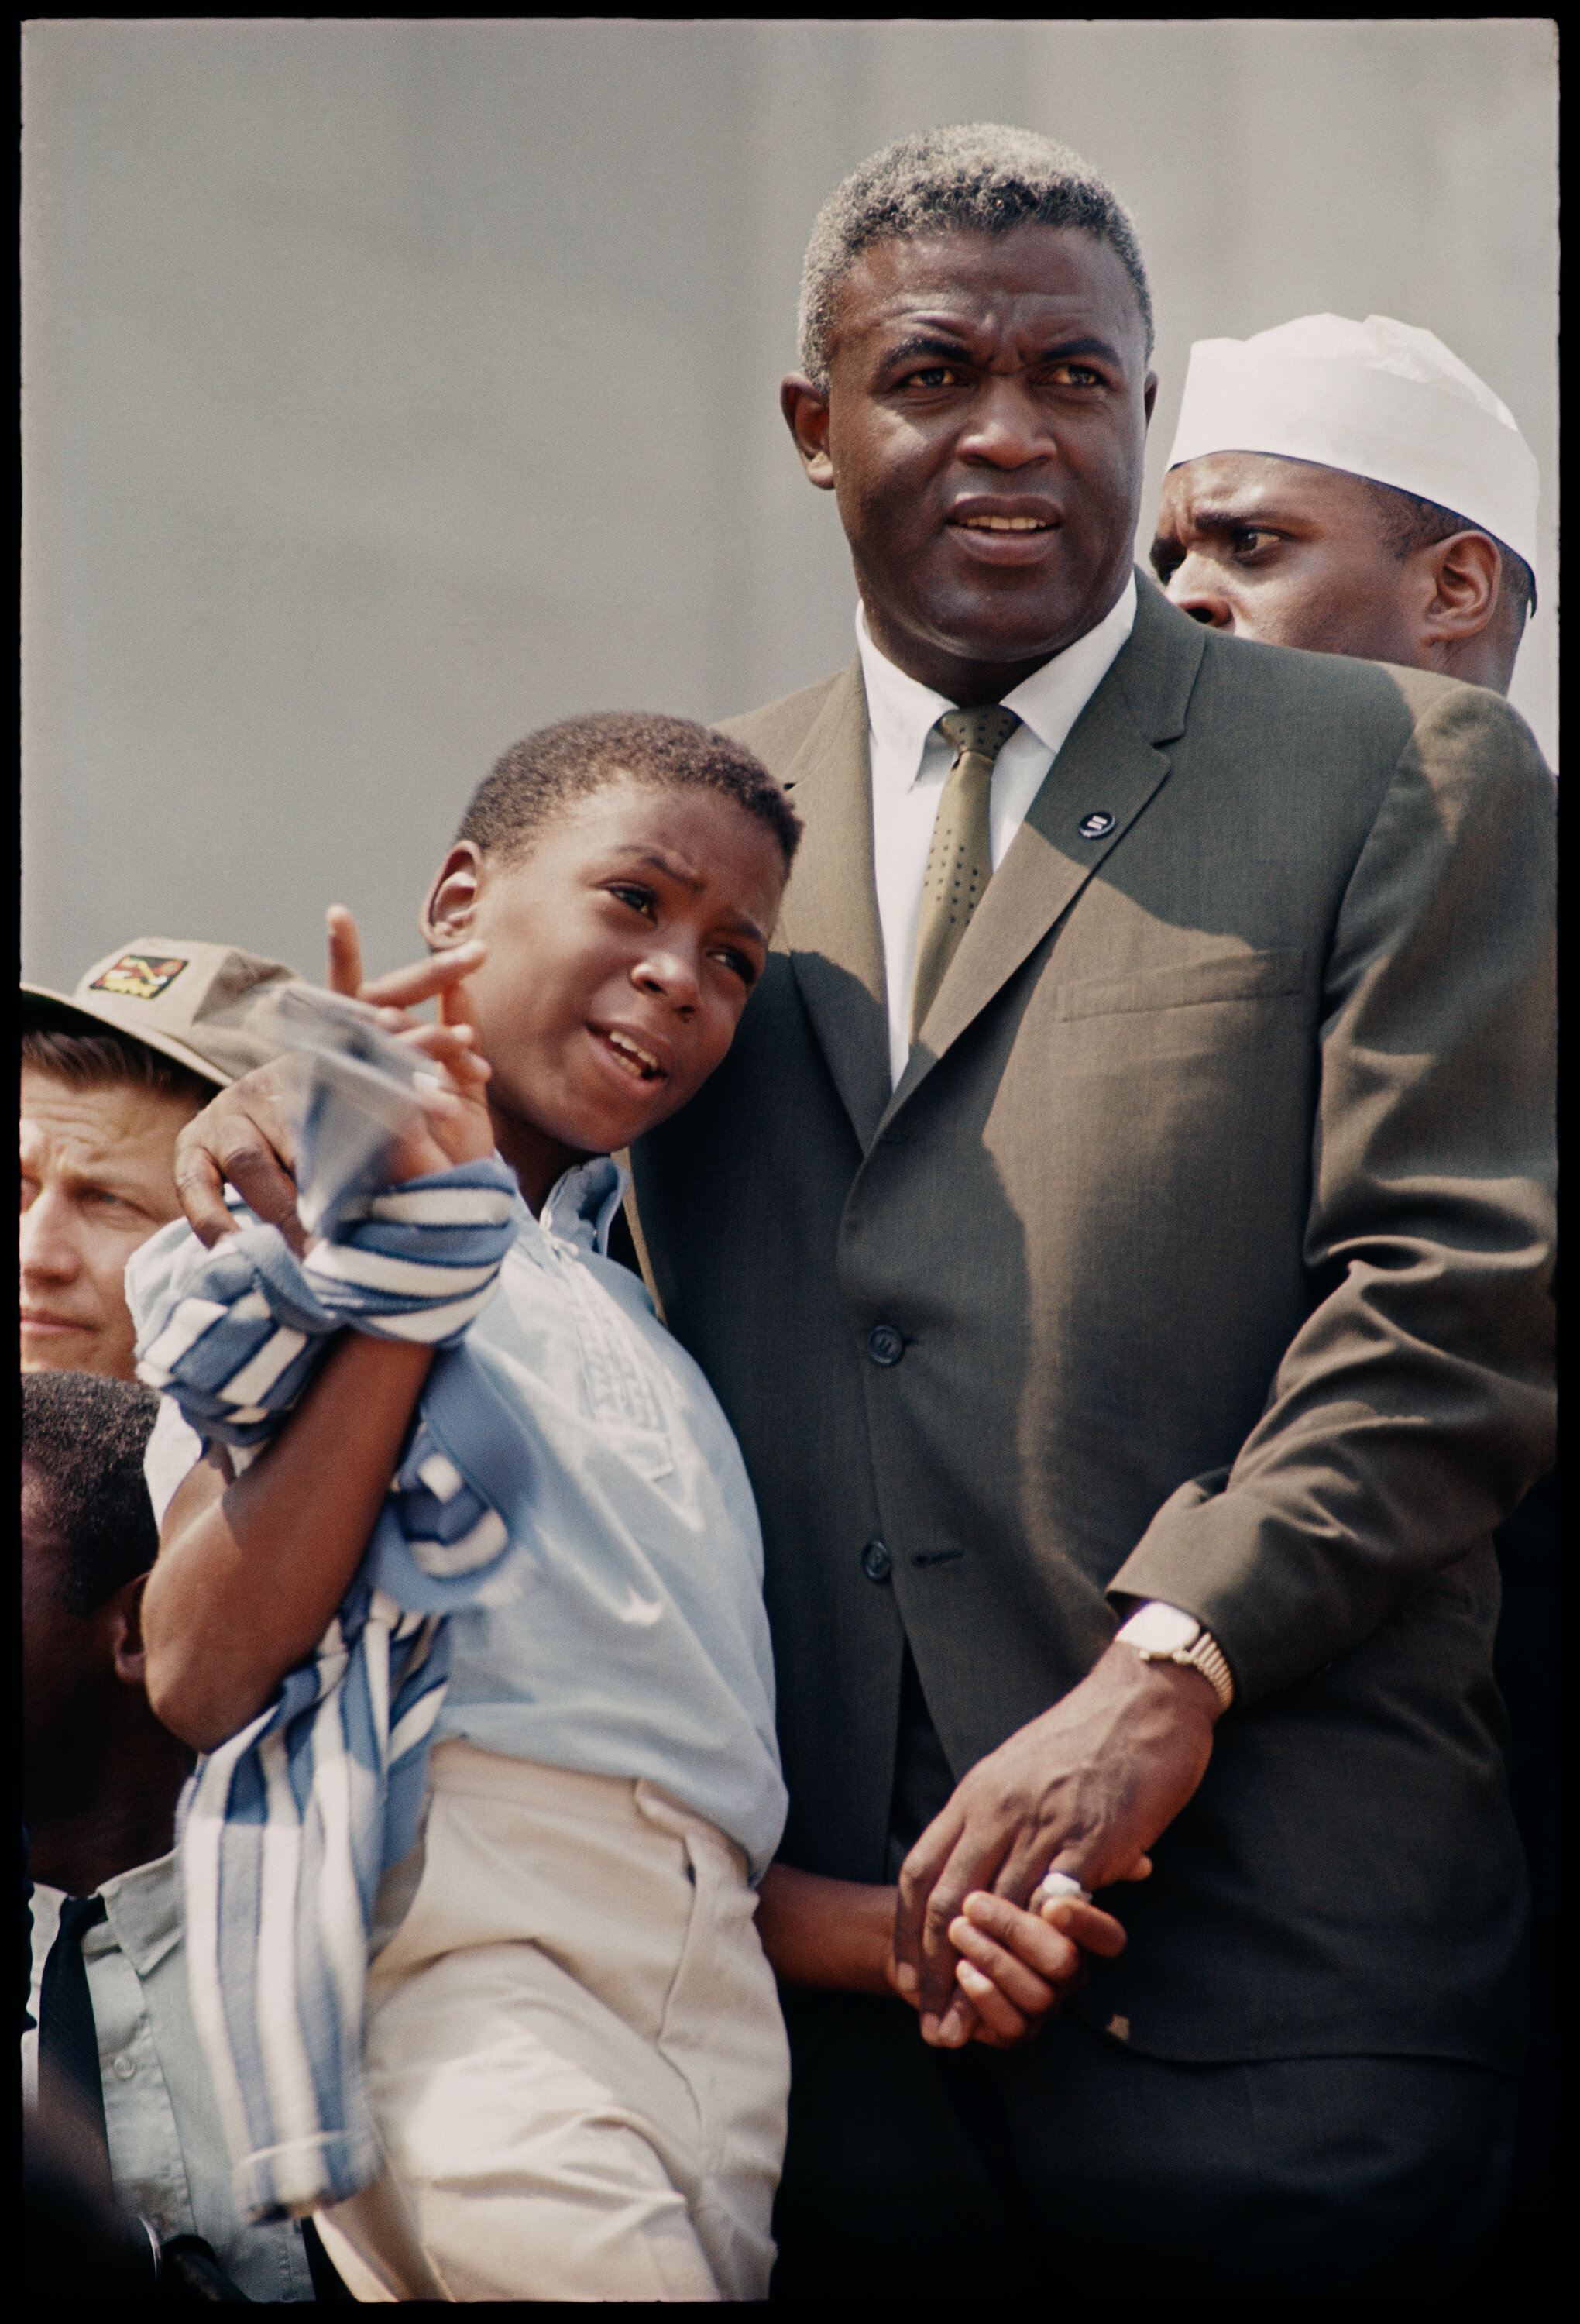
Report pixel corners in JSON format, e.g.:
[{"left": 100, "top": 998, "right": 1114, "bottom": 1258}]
[{"left": 1052, "top": 947, "right": 1308, "bottom": 1022}]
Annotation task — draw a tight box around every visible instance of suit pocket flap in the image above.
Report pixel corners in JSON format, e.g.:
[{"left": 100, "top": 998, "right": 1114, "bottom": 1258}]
[{"left": 1053, "top": 947, "right": 1307, "bottom": 1022}]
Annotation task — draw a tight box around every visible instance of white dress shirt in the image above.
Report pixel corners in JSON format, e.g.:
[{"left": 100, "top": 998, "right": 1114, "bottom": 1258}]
[
  {"left": 23, "top": 1855, "right": 318, "bottom": 2299},
  {"left": 857, "top": 572, "right": 1136, "bottom": 1089}
]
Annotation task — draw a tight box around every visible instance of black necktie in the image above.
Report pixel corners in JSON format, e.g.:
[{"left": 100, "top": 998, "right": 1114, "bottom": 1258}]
[{"left": 36, "top": 1893, "right": 112, "bottom": 2195}]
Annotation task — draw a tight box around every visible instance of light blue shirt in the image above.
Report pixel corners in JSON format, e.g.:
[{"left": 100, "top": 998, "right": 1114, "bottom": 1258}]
[
  {"left": 146, "top": 1158, "right": 788, "bottom": 1879},
  {"left": 23, "top": 1855, "right": 317, "bottom": 2300}
]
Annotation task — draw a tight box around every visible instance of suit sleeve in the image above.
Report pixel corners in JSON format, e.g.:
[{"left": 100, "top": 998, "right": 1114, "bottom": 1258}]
[{"left": 1106, "top": 681, "right": 1556, "bottom": 1705}]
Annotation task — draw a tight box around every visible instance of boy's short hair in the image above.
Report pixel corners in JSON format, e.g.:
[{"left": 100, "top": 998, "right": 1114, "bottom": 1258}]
[
  {"left": 22, "top": 1371, "right": 163, "bottom": 1616},
  {"left": 21, "top": 1024, "right": 215, "bottom": 1113},
  {"left": 455, "top": 713, "right": 802, "bottom": 870}
]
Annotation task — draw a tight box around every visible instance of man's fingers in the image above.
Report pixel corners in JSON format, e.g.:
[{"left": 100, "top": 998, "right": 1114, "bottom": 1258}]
[
  {"left": 891, "top": 1805, "right": 965, "bottom": 1996},
  {"left": 911, "top": 1829, "right": 1012, "bottom": 2018},
  {"left": 325, "top": 906, "right": 364, "bottom": 997},
  {"left": 922, "top": 1990, "right": 982, "bottom": 2050},
  {"left": 1038, "top": 1896, "right": 1128, "bottom": 1961},
  {"left": 358, "top": 943, "right": 486, "bottom": 1012},
  {"left": 170, "top": 1141, "right": 240, "bottom": 1249},
  {"left": 175, "top": 1092, "right": 306, "bottom": 1255}
]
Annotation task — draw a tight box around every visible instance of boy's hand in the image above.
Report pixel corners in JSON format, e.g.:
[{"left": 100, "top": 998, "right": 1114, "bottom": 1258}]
[
  {"left": 912, "top": 1889, "right": 1128, "bottom": 2051},
  {"left": 174, "top": 907, "right": 490, "bottom": 1244}
]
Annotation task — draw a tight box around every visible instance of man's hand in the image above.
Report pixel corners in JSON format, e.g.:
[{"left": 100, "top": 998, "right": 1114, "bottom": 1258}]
[
  {"left": 892, "top": 1642, "right": 1220, "bottom": 2038},
  {"left": 173, "top": 906, "right": 486, "bottom": 1249}
]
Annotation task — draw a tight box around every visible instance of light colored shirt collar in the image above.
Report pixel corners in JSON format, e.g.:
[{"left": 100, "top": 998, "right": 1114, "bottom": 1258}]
[
  {"left": 534, "top": 1154, "right": 627, "bottom": 1256},
  {"left": 856, "top": 570, "right": 1138, "bottom": 786},
  {"left": 32, "top": 1849, "right": 183, "bottom": 1979}
]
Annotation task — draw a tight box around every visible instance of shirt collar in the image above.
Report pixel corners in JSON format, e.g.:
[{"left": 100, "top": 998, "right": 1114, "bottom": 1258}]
[
  {"left": 535, "top": 1154, "right": 627, "bottom": 1257},
  {"left": 33, "top": 1851, "right": 184, "bottom": 1978},
  {"left": 856, "top": 570, "right": 1139, "bottom": 780}
]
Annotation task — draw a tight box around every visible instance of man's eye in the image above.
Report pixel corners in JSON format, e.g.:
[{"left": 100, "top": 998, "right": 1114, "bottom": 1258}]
[
  {"left": 1231, "top": 528, "right": 1278, "bottom": 556},
  {"left": 1048, "top": 363, "right": 1102, "bottom": 387},
  {"left": 902, "top": 365, "right": 962, "bottom": 390},
  {"left": 709, "top": 947, "right": 757, "bottom": 985}
]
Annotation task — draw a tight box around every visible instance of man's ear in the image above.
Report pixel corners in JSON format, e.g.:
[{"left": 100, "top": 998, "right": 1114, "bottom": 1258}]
[
  {"left": 781, "top": 375, "right": 836, "bottom": 490},
  {"left": 422, "top": 843, "right": 488, "bottom": 948},
  {"left": 1419, "top": 530, "right": 1501, "bottom": 644},
  {"left": 1142, "top": 371, "right": 1159, "bottom": 428},
  {"left": 110, "top": 1573, "right": 150, "bottom": 1688}
]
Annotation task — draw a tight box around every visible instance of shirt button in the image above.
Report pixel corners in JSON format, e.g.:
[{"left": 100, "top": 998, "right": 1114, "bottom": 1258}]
[
  {"left": 866, "top": 1324, "right": 905, "bottom": 1367},
  {"left": 112, "top": 2053, "right": 136, "bottom": 2079},
  {"left": 861, "top": 1538, "right": 893, "bottom": 1583}
]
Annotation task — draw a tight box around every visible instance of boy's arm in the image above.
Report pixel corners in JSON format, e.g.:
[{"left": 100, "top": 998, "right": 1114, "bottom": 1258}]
[
  {"left": 143, "top": 1332, "right": 435, "bottom": 1752},
  {"left": 143, "top": 958, "right": 498, "bottom": 1752}
]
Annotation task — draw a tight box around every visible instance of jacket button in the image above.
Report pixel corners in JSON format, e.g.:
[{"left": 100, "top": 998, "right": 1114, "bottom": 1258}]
[
  {"left": 861, "top": 1538, "right": 893, "bottom": 1583},
  {"left": 866, "top": 1324, "right": 905, "bottom": 1367}
]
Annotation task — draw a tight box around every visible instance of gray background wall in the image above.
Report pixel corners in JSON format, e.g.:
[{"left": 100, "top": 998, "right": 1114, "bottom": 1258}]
[{"left": 22, "top": 18, "right": 1558, "bottom": 991}]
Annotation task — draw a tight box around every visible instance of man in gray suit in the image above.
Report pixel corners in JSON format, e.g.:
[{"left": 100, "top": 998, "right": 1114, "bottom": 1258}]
[{"left": 624, "top": 127, "right": 1554, "bottom": 2295}]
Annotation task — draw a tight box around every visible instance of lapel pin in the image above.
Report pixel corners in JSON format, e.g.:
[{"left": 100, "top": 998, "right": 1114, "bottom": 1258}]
[{"left": 1078, "top": 810, "right": 1115, "bottom": 839}]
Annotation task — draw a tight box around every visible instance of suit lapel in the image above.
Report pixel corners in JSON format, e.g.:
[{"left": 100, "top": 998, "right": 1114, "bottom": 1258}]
[
  {"left": 882, "top": 578, "right": 1207, "bottom": 1128},
  {"left": 776, "top": 658, "right": 894, "bottom": 1153}
]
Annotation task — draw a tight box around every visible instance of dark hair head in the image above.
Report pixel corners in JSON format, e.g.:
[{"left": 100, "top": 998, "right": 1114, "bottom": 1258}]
[
  {"left": 20, "top": 1025, "right": 215, "bottom": 1114},
  {"left": 21, "top": 1372, "right": 163, "bottom": 1617},
  {"left": 1367, "top": 479, "right": 1534, "bottom": 682},
  {"left": 799, "top": 123, "right": 1153, "bottom": 394},
  {"left": 455, "top": 711, "right": 802, "bottom": 870}
]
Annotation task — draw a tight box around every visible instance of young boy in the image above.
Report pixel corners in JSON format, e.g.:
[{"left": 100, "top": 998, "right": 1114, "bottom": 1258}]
[{"left": 133, "top": 713, "right": 1121, "bottom": 2301}]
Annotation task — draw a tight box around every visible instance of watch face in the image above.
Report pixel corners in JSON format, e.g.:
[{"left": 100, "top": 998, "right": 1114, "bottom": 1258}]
[{"left": 1120, "top": 1601, "right": 1202, "bottom": 1656}]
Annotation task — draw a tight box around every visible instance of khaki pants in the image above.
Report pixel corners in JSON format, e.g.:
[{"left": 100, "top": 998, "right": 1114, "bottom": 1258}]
[{"left": 314, "top": 1741, "right": 788, "bottom": 2302}]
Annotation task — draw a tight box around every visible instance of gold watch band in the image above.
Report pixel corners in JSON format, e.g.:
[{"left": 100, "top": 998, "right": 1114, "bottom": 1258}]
[{"left": 1174, "top": 1631, "right": 1234, "bottom": 1712}]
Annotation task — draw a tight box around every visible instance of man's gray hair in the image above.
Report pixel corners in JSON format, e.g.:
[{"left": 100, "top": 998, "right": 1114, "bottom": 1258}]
[{"left": 798, "top": 123, "right": 1153, "bottom": 394}]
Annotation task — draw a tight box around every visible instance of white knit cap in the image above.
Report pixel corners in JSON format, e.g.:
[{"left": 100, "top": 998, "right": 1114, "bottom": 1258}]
[{"left": 1166, "top": 313, "right": 1540, "bottom": 574}]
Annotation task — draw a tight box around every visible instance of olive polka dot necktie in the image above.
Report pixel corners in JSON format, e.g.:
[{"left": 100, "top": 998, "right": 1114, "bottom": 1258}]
[{"left": 909, "top": 705, "right": 1022, "bottom": 1047}]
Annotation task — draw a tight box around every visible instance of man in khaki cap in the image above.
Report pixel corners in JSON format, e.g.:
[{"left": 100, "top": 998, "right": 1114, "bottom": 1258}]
[
  {"left": 22, "top": 944, "right": 331, "bottom": 2300},
  {"left": 22, "top": 940, "right": 299, "bottom": 1379}
]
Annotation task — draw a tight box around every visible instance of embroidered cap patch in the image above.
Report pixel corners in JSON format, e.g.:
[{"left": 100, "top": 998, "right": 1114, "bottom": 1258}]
[{"left": 90, "top": 953, "right": 190, "bottom": 1002}]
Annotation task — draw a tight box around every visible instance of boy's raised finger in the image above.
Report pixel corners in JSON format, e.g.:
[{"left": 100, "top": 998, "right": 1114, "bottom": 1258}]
[{"left": 325, "top": 905, "right": 364, "bottom": 996}]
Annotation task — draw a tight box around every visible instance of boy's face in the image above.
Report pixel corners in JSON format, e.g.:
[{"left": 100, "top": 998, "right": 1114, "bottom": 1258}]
[{"left": 424, "top": 778, "right": 787, "bottom": 1202}]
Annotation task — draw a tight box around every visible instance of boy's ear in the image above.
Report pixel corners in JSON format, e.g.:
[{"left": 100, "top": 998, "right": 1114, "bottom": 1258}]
[
  {"left": 422, "top": 843, "right": 488, "bottom": 947},
  {"left": 110, "top": 1573, "right": 151, "bottom": 1689}
]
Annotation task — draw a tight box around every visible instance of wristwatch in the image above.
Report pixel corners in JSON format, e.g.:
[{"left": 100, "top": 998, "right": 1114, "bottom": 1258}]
[{"left": 1114, "top": 1601, "right": 1234, "bottom": 1712}]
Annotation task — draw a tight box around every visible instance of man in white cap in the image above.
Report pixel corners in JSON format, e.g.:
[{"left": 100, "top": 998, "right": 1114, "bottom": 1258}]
[
  {"left": 1151, "top": 311, "right": 1553, "bottom": 2267},
  {"left": 1150, "top": 312, "right": 1539, "bottom": 694},
  {"left": 22, "top": 940, "right": 301, "bottom": 1379}
]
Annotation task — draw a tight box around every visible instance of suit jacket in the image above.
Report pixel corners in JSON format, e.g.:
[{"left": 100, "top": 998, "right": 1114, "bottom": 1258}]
[{"left": 627, "top": 573, "right": 1555, "bottom": 2067}]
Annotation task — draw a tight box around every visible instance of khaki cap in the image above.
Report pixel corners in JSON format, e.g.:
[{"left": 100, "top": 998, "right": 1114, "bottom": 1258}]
[{"left": 21, "top": 938, "right": 304, "bottom": 1089}]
